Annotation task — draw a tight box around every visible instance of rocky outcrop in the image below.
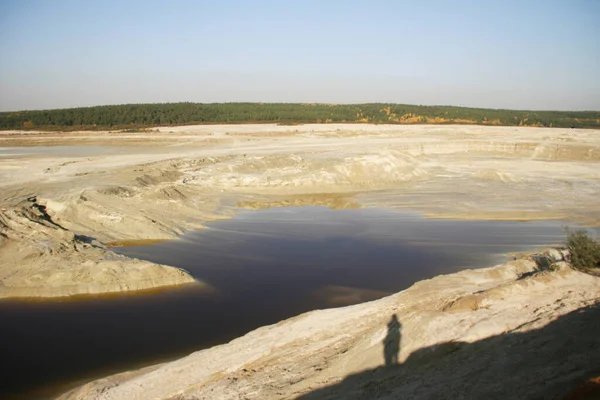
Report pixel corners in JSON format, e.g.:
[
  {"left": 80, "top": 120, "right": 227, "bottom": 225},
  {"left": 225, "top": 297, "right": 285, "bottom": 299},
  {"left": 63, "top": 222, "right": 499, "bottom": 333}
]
[
  {"left": 0, "top": 197, "right": 198, "bottom": 299},
  {"left": 60, "top": 250, "right": 600, "bottom": 400}
]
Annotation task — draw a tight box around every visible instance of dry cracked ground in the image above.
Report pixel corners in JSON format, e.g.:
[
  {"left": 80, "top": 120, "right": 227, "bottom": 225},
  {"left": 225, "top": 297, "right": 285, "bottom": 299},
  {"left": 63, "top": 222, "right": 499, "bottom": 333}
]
[{"left": 1, "top": 124, "right": 599, "bottom": 399}]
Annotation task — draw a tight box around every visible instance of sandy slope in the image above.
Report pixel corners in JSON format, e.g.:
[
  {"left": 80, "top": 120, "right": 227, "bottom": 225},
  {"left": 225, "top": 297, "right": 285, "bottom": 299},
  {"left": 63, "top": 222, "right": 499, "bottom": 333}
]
[
  {"left": 1, "top": 124, "right": 599, "bottom": 298},
  {"left": 59, "top": 250, "right": 600, "bottom": 400}
]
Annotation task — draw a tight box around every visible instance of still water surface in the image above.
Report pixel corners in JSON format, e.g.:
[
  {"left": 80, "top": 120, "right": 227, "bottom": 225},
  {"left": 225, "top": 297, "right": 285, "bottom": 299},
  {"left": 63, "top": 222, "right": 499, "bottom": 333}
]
[{"left": 0, "top": 207, "right": 566, "bottom": 398}]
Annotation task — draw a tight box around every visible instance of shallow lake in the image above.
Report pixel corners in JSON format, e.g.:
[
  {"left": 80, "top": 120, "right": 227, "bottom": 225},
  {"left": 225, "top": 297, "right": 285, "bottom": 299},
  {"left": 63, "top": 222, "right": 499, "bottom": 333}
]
[{"left": 0, "top": 206, "right": 567, "bottom": 398}]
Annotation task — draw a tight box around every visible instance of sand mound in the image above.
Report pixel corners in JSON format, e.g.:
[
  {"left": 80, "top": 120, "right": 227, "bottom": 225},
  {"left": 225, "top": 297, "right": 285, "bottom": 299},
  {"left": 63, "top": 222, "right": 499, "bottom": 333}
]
[
  {"left": 473, "top": 169, "right": 520, "bottom": 183},
  {"left": 185, "top": 150, "right": 426, "bottom": 190},
  {"left": 0, "top": 197, "right": 198, "bottom": 299}
]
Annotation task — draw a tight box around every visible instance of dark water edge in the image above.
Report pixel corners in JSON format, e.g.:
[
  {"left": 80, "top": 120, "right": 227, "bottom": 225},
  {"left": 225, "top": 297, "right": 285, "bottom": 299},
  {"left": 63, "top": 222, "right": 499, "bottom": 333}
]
[{"left": 0, "top": 207, "right": 567, "bottom": 399}]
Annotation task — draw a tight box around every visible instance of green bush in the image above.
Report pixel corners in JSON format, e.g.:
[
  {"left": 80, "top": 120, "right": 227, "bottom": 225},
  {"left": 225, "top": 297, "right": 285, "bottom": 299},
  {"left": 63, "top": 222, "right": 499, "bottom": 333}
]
[{"left": 566, "top": 229, "right": 600, "bottom": 270}]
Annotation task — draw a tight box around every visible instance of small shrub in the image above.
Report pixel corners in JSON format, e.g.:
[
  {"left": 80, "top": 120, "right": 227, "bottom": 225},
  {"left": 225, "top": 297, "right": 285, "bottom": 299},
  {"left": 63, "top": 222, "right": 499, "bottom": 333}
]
[{"left": 566, "top": 229, "right": 600, "bottom": 270}]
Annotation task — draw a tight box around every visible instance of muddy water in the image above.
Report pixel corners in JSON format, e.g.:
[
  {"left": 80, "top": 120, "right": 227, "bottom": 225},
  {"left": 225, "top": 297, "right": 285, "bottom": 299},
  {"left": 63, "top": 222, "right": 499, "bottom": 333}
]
[{"left": 0, "top": 207, "right": 566, "bottom": 399}]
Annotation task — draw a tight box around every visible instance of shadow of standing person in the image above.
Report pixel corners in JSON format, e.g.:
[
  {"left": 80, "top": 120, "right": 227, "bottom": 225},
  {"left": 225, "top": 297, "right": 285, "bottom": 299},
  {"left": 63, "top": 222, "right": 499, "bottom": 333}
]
[{"left": 384, "top": 314, "right": 401, "bottom": 366}]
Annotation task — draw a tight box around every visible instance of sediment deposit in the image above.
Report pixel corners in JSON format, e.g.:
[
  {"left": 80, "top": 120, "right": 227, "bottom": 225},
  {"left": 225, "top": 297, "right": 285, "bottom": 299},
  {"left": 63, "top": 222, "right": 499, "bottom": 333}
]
[
  {"left": 0, "top": 196, "right": 196, "bottom": 299},
  {"left": 1, "top": 124, "right": 599, "bottom": 298}
]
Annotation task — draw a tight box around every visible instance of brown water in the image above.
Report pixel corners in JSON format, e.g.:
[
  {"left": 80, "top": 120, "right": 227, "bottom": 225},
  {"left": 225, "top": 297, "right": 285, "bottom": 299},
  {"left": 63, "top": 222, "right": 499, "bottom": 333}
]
[{"left": 0, "top": 207, "right": 567, "bottom": 399}]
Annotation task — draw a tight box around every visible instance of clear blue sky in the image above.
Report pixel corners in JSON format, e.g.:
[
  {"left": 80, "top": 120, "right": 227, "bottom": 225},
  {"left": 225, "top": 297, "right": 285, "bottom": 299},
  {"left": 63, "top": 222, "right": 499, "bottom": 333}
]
[{"left": 1, "top": 0, "right": 599, "bottom": 111}]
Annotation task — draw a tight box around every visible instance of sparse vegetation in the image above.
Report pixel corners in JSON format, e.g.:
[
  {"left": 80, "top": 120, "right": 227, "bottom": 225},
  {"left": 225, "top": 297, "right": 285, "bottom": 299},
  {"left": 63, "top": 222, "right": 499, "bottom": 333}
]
[
  {"left": 1, "top": 102, "right": 599, "bottom": 130},
  {"left": 566, "top": 229, "right": 600, "bottom": 271}
]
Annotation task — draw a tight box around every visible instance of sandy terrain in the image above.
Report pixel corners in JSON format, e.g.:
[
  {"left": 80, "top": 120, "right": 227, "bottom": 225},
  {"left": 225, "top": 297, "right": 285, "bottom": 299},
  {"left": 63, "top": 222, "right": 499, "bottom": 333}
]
[
  {"left": 1, "top": 124, "right": 599, "bottom": 298},
  {"left": 2, "top": 124, "right": 600, "bottom": 399},
  {"left": 59, "top": 249, "right": 600, "bottom": 400}
]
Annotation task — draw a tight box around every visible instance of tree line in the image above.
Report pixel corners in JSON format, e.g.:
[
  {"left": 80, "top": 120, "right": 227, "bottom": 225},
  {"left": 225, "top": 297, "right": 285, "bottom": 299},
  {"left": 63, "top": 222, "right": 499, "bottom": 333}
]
[{"left": 1, "top": 102, "right": 599, "bottom": 130}]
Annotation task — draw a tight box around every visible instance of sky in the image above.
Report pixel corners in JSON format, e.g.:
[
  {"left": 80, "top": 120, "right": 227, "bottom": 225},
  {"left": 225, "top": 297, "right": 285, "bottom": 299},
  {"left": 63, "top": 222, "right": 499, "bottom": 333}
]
[{"left": 0, "top": 0, "right": 599, "bottom": 111}]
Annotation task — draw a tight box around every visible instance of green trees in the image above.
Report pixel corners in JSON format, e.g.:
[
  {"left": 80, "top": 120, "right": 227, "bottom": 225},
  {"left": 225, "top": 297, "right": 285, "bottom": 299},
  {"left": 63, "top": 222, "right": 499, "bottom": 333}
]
[{"left": 1, "top": 103, "right": 599, "bottom": 130}]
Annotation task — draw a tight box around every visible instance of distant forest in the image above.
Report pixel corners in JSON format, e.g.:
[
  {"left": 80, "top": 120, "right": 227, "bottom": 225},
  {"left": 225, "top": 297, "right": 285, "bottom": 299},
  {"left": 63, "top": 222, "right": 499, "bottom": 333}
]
[{"left": 1, "top": 103, "right": 599, "bottom": 130}]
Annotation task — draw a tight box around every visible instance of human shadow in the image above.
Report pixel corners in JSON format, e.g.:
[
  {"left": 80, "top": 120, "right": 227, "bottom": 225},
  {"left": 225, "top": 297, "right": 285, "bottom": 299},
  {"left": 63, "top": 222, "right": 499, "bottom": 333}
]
[
  {"left": 383, "top": 314, "right": 401, "bottom": 366},
  {"left": 297, "top": 303, "right": 600, "bottom": 399}
]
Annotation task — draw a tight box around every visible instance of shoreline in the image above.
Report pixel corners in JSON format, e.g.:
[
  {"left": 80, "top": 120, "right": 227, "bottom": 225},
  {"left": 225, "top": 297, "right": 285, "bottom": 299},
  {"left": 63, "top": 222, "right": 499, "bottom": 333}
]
[
  {"left": 0, "top": 246, "right": 574, "bottom": 400},
  {"left": 57, "top": 249, "right": 600, "bottom": 400},
  {"left": 1, "top": 124, "right": 599, "bottom": 298},
  {"left": 0, "top": 124, "right": 598, "bottom": 398}
]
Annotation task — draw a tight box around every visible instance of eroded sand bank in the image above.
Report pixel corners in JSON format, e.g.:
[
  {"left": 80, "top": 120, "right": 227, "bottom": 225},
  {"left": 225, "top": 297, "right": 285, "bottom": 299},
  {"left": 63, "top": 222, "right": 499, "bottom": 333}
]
[
  {"left": 1, "top": 124, "right": 599, "bottom": 298},
  {"left": 59, "top": 250, "right": 600, "bottom": 400}
]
